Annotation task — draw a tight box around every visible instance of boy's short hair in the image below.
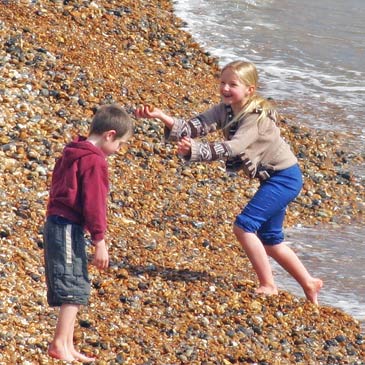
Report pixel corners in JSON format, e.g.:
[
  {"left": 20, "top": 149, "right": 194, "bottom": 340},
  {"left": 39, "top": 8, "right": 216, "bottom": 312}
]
[{"left": 90, "top": 104, "right": 133, "bottom": 138}]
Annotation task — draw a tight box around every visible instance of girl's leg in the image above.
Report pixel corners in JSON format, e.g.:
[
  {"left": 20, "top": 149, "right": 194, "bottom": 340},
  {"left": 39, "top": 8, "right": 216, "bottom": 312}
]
[
  {"left": 48, "top": 303, "right": 79, "bottom": 361},
  {"left": 234, "top": 164, "right": 308, "bottom": 296},
  {"left": 264, "top": 243, "right": 323, "bottom": 304},
  {"left": 233, "top": 225, "right": 278, "bottom": 295}
]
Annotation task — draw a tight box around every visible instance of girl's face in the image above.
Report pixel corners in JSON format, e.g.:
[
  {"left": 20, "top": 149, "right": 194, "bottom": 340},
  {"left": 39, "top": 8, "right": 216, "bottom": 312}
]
[{"left": 220, "top": 68, "right": 254, "bottom": 112}]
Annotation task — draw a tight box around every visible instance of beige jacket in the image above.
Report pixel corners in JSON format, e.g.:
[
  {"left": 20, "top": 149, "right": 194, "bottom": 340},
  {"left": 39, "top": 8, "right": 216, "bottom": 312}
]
[{"left": 165, "top": 103, "right": 297, "bottom": 179}]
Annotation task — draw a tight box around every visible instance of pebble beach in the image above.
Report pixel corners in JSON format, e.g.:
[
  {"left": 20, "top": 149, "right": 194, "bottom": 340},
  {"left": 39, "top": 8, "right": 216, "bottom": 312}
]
[{"left": 1, "top": 1, "right": 365, "bottom": 364}]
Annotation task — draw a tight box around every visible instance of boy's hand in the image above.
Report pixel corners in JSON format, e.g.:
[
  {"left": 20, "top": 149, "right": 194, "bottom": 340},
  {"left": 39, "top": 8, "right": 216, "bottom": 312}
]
[
  {"left": 177, "top": 136, "right": 192, "bottom": 157},
  {"left": 92, "top": 239, "right": 109, "bottom": 270}
]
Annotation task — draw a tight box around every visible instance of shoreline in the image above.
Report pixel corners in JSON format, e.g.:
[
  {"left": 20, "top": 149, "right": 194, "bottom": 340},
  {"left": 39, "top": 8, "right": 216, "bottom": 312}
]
[{"left": 1, "top": 0, "right": 365, "bottom": 363}]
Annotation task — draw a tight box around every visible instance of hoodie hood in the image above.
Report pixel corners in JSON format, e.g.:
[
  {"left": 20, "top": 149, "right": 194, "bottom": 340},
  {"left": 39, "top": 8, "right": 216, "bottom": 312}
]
[{"left": 60, "top": 136, "right": 106, "bottom": 167}]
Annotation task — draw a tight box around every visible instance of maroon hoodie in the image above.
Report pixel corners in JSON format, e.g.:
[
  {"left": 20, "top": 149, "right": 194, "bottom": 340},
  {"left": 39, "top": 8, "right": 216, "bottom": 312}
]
[{"left": 47, "top": 136, "right": 109, "bottom": 241}]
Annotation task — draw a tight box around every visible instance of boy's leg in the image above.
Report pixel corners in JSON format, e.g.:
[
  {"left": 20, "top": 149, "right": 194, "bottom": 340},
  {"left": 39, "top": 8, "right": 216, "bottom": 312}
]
[
  {"left": 49, "top": 303, "right": 96, "bottom": 362},
  {"left": 48, "top": 304, "right": 95, "bottom": 362},
  {"left": 68, "top": 313, "right": 96, "bottom": 362},
  {"left": 233, "top": 225, "right": 278, "bottom": 295},
  {"left": 44, "top": 220, "right": 93, "bottom": 361},
  {"left": 48, "top": 304, "right": 79, "bottom": 361},
  {"left": 264, "top": 243, "right": 323, "bottom": 304}
]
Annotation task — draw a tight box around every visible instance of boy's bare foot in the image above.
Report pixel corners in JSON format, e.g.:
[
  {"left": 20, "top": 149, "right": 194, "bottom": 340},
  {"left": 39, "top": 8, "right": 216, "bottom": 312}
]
[
  {"left": 71, "top": 349, "right": 96, "bottom": 363},
  {"left": 304, "top": 278, "right": 323, "bottom": 305},
  {"left": 255, "top": 284, "right": 278, "bottom": 296},
  {"left": 48, "top": 345, "right": 75, "bottom": 362}
]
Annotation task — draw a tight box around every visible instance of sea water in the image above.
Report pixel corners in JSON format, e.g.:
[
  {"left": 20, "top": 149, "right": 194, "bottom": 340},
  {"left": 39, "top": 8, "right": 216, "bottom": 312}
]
[{"left": 173, "top": 0, "right": 365, "bottom": 324}]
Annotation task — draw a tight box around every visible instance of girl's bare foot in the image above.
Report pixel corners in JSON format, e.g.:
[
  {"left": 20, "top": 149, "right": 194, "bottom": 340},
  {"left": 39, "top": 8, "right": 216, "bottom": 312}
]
[
  {"left": 304, "top": 278, "right": 323, "bottom": 305},
  {"left": 48, "top": 344, "right": 75, "bottom": 362},
  {"left": 255, "top": 284, "right": 278, "bottom": 296}
]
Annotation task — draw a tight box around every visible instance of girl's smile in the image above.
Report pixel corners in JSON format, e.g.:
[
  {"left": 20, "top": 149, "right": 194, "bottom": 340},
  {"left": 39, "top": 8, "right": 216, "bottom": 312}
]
[{"left": 220, "top": 67, "right": 255, "bottom": 114}]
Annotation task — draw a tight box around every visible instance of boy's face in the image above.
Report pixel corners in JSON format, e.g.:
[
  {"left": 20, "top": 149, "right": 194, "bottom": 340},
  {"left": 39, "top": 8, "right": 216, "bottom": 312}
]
[{"left": 101, "top": 131, "right": 130, "bottom": 156}]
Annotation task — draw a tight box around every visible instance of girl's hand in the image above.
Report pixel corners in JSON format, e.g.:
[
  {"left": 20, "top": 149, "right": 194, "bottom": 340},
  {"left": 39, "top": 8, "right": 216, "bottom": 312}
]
[
  {"left": 134, "top": 105, "right": 160, "bottom": 119},
  {"left": 177, "top": 136, "right": 192, "bottom": 157},
  {"left": 135, "top": 105, "right": 175, "bottom": 130}
]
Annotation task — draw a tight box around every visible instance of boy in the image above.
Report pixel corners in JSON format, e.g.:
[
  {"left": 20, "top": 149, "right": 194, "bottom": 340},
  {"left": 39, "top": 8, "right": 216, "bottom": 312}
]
[{"left": 43, "top": 104, "right": 133, "bottom": 362}]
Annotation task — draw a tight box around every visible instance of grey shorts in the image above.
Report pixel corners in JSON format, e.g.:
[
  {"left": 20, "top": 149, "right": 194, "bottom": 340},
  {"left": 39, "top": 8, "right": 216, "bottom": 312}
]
[{"left": 43, "top": 218, "right": 90, "bottom": 307}]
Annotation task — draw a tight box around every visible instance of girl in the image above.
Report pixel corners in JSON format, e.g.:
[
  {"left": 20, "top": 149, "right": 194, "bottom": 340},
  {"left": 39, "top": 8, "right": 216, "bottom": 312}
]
[{"left": 135, "top": 60, "right": 323, "bottom": 304}]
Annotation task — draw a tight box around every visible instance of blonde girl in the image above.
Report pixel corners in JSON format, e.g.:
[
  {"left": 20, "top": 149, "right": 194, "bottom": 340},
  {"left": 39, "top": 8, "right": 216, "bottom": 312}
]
[{"left": 136, "top": 60, "right": 322, "bottom": 304}]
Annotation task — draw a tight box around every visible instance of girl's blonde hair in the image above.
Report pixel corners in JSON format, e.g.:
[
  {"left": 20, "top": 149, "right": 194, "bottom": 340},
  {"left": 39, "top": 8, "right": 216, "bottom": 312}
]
[{"left": 221, "top": 61, "right": 278, "bottom": 125}]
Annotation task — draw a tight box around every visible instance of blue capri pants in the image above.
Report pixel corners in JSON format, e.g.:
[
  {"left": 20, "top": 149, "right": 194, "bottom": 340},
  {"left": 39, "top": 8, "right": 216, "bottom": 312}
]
[{"left": 234, "top": 164, "right": 302, "bottom": 245}]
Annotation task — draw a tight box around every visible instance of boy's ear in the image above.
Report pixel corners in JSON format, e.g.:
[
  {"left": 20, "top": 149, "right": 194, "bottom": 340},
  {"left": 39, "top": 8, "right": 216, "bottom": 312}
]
[{"left": 104, "top": 130, "right": 116, "bottom": 140}]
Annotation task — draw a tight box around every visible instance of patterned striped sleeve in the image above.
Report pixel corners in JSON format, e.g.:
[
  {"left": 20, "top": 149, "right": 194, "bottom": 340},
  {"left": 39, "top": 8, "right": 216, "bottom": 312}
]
[
  {"left": 165, "top": 116, "right": 213, "bottom": 141},
  {"left": 191, "top": 140, "right": 232, "bottom": 162}
]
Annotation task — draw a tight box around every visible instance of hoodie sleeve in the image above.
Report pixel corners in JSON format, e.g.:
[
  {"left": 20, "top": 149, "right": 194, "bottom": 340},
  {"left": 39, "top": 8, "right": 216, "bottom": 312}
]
[{"left": 80, "top": 156, "right": 109, "bottom": 241}]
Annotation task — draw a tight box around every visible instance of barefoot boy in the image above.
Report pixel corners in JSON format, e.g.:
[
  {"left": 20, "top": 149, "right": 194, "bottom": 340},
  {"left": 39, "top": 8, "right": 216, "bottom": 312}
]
[{"left": 43, "top": 104, "right": 133, "bottom": 362}]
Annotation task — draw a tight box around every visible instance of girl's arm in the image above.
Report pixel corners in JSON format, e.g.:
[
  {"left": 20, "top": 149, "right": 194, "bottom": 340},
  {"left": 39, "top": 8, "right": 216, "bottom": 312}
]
[
  {"left": 136, "top": 104, "right": 225, "bottom": 141},
  {"left": 177, "top": 136, "right": 233, "bottom": 162},
  {"left": 135, "top": 105, "right": 174, "bottom": 130},
  {"left": 189, "top": 139, "right": 232, "bottom": 162}
]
